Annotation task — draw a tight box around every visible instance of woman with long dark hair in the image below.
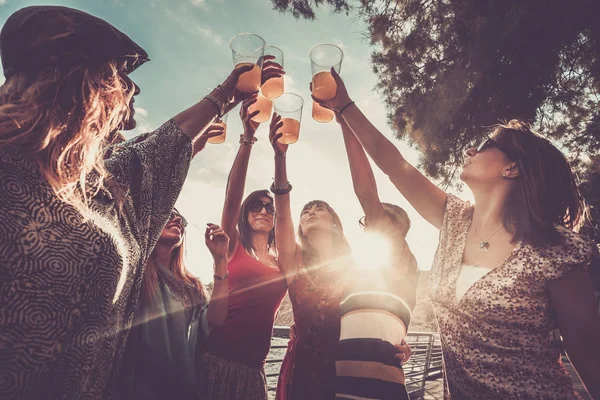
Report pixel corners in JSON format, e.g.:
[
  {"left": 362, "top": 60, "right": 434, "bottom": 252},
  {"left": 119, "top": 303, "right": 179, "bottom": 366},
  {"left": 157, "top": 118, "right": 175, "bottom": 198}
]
[
  {"left": 0, "top": 6, "right": 272, "bottom": 399},
  {"left": 196, "top": 96, "right": 287, "bottom": 400},
  {"left": 313, "top": 68, "right": 600, "bottom": 399}
]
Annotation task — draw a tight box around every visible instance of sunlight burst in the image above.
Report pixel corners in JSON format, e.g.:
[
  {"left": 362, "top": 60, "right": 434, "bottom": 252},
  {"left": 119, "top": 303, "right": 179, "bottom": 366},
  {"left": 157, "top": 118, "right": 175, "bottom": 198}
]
[{"left": 350, "top": 231, "right": 392, "bottom": 271}]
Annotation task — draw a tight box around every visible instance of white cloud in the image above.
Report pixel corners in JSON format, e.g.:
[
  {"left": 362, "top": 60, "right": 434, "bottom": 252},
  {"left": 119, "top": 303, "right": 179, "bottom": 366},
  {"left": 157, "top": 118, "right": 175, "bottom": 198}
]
[
  {"left": 135, "top": 107, "right": 149, "bottom": 118},
  {"left": 0, "top": 0, "right": 8, "bottom": 6},
  {"left": 195, "top": 26, "right": 223, "bottom": 45}
]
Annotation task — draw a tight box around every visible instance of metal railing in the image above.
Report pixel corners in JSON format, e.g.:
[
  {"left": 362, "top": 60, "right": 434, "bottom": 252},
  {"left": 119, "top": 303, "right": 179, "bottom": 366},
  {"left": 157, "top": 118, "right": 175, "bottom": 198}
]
[{"left": 265, "top": 327, "right": 442, "bottom": 397}]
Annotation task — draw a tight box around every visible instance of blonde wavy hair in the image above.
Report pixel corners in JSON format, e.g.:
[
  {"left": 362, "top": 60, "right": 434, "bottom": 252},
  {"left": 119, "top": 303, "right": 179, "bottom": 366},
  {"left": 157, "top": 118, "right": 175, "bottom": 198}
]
[{"left": 0, "top": 61, "right": 133, "bottom": 212}]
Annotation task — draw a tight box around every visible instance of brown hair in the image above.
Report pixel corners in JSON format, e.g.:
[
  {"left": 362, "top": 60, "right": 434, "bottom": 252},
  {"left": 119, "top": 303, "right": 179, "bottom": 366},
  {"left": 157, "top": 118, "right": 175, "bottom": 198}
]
[
  {"left": 491, "top": 119, "right": 586, "bottom": 246},
  {"left": 238, "top": 190, "right": 276, "bottom": 254},
  {"left": 298, "top": 200, "right": 351, "bottom": 266},
  {"left": 0, "top": 61, "right": 133, "bottom": 213},
  {"left": 141, "top": 232, "right": 206, "bottom": 304}
]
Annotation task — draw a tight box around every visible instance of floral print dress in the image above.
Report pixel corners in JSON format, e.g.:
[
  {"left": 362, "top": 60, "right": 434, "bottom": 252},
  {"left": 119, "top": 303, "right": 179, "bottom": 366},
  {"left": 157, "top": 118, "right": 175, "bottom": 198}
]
[{"left": 429, "top": 194, "right": 598, "bottom": 399}]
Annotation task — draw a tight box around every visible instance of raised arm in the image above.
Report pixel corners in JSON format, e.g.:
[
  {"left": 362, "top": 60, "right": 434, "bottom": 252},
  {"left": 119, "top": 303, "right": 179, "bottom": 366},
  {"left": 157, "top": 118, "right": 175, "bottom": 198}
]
[
  {"left": 337, "top": 113, "right": 386, "bottom": 224},
  {"left": 269, "top": 114, "right": 299, "bottom": 285},
  {"left": 313, "top": 69, "right": 447, "bottom": 229},
  {"left": 204, "top": 223, "right": 230, "bottom": 328},
  {"left": 220, "top": 96, "right": 260, "bottom": 256}
]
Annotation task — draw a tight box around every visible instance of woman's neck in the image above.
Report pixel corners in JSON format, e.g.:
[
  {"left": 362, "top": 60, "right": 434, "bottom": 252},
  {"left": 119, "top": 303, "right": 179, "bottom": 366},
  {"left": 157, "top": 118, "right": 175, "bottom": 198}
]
[
  {"left": 307, "top": 230, "right": 335, "bottom": 263},
  {"left": 250, "top": 231, "right": 271, "bottom": 257},
  {"left": 152, "top": 241, "right": 175, "bottom": 269},
  {"left": 471, "top": 185, "right": 510, "bottom": 231}
]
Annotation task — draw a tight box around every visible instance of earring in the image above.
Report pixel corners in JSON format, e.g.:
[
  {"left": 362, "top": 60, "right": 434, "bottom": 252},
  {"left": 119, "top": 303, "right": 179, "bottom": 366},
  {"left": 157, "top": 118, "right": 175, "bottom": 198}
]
[
  {"left": 333, "top": 223, "right": 337, "bottom": 227},
  {"left": 502, "top": 172, "right": 507, "bottom": 178}
]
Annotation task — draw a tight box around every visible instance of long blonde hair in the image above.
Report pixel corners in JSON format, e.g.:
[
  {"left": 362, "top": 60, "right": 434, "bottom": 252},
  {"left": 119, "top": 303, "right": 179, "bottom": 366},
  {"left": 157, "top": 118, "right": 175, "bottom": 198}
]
[{"left": 0, "top": 61, "right": 133, "bottom": 212}]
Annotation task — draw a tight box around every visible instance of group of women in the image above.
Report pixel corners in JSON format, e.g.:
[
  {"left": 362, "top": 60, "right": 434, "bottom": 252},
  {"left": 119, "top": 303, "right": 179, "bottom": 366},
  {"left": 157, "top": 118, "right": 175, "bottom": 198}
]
[{"left": 1, "top": 5, "right": 599, "bottom": 400}]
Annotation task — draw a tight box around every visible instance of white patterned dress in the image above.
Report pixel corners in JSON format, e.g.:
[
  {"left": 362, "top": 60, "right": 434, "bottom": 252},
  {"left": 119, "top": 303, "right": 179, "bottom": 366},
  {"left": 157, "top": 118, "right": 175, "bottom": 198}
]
[
  {"left": 429, "top": 194, "right": 598, "bottom": 399},
  {"left": 0, "top": 120, "right": 192, "bottom": 399}
]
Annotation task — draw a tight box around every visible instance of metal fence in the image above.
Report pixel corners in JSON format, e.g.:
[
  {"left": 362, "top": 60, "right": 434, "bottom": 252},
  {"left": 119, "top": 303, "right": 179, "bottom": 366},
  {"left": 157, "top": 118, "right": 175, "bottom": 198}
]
[{"left": 265, "top": 327, "right": 442, "bottom": 398}]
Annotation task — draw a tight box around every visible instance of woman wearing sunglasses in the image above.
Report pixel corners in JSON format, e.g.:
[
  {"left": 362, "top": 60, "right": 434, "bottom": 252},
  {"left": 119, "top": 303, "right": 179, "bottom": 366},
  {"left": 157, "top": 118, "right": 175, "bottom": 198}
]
[
  {"left": 196, "top": 96, "right": 287, "bottom": 400},
  {"left": 115, "top": 209, "right": 230, "bottom": 399},
  {"left": 312, "top": 69, "right": 600, "bottom": 399}
]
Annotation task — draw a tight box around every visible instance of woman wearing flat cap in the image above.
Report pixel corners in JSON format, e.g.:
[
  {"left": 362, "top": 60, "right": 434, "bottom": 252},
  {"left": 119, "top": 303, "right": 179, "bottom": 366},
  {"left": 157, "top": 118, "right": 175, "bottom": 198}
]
[{"left": 0, "top": 5, "right": 281, "bottom": 399}]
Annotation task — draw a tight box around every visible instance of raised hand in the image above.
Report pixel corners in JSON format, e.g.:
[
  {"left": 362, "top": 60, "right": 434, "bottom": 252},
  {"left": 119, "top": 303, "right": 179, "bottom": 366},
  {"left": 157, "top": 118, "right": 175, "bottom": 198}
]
[
  {"left": 261, "top": 55, "right": 285, "bottom": 86},
  {"left": 240, "top": 94, "right": 260, "bottom": 138},
  {"left": 269, "top": 113, "right": 287, "bottom": 157},
  {"left": 221, "top": 63, "right": 258, "bottom": 109},
  {"left": 205, "top": 223, "right": 230, "bottom": 261},
  {"left": 310, "top": 67, "right": 352, "bottom": 113},
  {"left": 193, "top": 123, "right": 225, "bottom": 153}
]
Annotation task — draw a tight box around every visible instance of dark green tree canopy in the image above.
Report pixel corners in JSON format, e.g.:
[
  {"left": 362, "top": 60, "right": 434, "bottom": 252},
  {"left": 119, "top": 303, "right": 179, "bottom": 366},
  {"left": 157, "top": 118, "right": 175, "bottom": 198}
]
[{"left": 272, "top": 0, "right": 600, "bottom": 186}]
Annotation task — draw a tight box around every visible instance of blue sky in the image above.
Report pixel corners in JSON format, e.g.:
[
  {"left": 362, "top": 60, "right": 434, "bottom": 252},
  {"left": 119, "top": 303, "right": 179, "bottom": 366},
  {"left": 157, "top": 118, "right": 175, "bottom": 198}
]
[{"left": 1, "top": 0, "right": 465, "bottom": 282}]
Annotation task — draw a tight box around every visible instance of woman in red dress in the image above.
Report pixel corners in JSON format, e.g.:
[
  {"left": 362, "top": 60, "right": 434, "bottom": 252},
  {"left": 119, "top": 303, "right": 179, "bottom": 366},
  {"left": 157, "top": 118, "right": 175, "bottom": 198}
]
[
  {"left": 196, "top": 93, "right": 288, "bottom": 400},
  {"left": 268, "top": 114, "right": 353, "bottom": 400}
]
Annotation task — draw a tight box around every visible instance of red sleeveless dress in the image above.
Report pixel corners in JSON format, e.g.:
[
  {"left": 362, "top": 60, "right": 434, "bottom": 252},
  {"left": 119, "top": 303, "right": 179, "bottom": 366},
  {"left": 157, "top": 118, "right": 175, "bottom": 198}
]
[
  {"left": 207, "top": 243, "right": 287, "bottom": 368},
  {"left": 275, "top": 265, "right": 346, "bottom": 400}
]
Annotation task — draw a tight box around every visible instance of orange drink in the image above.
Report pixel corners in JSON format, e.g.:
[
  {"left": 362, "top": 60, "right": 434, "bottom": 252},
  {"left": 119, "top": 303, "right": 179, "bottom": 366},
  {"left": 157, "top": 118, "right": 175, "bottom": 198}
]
[
  {"left": 208, "top": 114, "right": 228, "bottom": 144},
  {"left": 309, "top": 44, "right": 343, "bottom": 123},
  {"left": 261, "top": 75, "right": 284, "bottom": 99},
  {"left": 249, "top": 92, "right": 272, "bottom": 123},
  {"left": 230, "top": 33, "right": 265, "bottom": 93},
  {"left": 312, "top": 100, "right": 334, "bottom": 123},
  {"left": 312, "top": 71, "right": 337, "bottom": 101},
  {"left": 277, "top": 118, "right": 301, "bottom": 144},
  {"left": 273, "top": 93, "right": 304, "bottom": 145},
  {"left": 236, "top": 63, "right": 262, "bottom": 93}
]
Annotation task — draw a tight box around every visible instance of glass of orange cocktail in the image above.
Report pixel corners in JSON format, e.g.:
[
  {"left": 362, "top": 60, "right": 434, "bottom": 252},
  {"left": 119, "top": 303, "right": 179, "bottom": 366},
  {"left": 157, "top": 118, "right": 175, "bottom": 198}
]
[
  {"left": 208, "top": 113, "right": 228, "bottom": 144},
  {"left": 230, "top": 33, "right": 265, "bottom": 93},
  {"left": 261, "top": 46, "right": 284, "bottom": 99},
  {"left": 273, "top": 93, "right": 304, "bottom": 145},
  {"left": 309, "top": 44, "right": 343, "bottom": 123},
  {"left": 249, "top": 92, "right": 272, "bottom": 123}
]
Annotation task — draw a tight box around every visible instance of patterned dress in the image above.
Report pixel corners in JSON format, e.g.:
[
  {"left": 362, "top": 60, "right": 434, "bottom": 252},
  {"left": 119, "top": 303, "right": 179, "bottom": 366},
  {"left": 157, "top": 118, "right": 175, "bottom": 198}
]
[
  {"left": 429, "top": 194, "right": 598, "bottom": 399},
  {"left": 0, "top": 120, "right": 192, "bottom": 399},
  {"left": 276, "top": 260, "right": 347, "bottom": 400}
]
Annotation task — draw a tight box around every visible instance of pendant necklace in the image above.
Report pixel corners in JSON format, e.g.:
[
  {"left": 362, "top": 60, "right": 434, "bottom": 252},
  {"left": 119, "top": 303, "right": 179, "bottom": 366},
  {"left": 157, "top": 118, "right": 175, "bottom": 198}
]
[{"left": 479, "top": 225, "right": 503, "bottom": 252}]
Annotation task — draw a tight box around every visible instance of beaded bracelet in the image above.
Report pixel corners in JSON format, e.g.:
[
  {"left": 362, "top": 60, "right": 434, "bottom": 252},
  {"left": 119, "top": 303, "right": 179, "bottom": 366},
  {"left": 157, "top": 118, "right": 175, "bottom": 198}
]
[
  {"left": 239, "top": 135, "right": 258, "bottom": 145},
  {"left": 214, "top": 271, "right": 229, "bottom": 281},
  {"left": 270, "top": 180, "right": 292, "bottom": 195}
]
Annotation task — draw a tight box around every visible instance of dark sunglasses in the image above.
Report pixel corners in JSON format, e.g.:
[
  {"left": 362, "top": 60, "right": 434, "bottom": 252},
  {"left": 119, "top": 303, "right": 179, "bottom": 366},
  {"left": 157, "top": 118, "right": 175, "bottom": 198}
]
[
  {"left": 248, "top": 200, "right": 276, "bottom": 216},
  {"left": 476, "top": 138, "right": 518, "bottom": 161},
  {"left": 169, "top": 209, "right": 188, "bottom": 228}
]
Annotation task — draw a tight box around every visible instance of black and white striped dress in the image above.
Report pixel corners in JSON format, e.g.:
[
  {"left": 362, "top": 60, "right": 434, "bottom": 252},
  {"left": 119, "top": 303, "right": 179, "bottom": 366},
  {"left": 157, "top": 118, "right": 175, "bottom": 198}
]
[{"left": 335, "top": 236, "right": 419, "bottom": 400}]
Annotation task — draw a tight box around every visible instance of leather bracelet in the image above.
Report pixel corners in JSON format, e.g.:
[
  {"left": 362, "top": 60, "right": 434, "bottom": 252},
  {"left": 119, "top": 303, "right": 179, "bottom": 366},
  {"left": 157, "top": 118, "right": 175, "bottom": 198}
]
[
  {"left": 203, "top": 94, "right": 225, "bottom": 118},
  {"left": 339, "top": 101, "right": 355, "bottom": 115},
  {"left": 270, "top": 180, "right": 292, "bottom": 195},
  {"left": 239, "top": 134, "right": 258, "bottom": 145},
  {"left": 214, "top": 271, "right": 229, "bottom": 281}
]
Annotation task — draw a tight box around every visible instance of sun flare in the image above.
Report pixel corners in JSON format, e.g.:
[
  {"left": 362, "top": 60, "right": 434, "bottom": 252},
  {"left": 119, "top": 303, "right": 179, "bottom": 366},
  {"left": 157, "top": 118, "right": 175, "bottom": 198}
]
[{"left": 350, "top": 231, "right": 392, "bottom": 271}]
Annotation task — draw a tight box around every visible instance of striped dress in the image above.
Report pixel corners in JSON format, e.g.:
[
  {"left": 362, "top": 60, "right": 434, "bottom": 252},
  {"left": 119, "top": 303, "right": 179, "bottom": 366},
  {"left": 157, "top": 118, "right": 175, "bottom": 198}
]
[{"left": 335, "top": 237, "right": 418, "bottom": 400}]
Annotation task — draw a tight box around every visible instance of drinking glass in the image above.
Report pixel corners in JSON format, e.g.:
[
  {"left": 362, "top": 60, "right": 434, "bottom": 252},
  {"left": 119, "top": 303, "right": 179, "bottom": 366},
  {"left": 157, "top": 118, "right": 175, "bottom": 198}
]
[
  {"left": 230, "top": 33, "right": 265, "bottom": 93},
  {"left": 208, "top": 112, "right": 228, "bottom": 144},
  {"left": 273, "top": 93, "right": 304, "bottom": 145},
  {"left": 249, "top": 92, "right": 273, "bottom": 123},
  {"left": 309, "top": 44, "right": 343, "bottom": 122},
  {"left": 261, "top": 45, "right": 284, "bottom": 99}
]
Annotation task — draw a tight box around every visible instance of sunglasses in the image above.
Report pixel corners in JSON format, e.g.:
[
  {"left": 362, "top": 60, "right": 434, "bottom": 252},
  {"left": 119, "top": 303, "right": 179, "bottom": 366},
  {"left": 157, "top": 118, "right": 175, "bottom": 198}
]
[
  {"left": 169, "top": 209, "right": 188, "bottom": 228},
  {"left": 476, "top": 138, "right": 518, "bottom": 161},
  {"left": 248, "top": 200, "right": 276, "bottom": 216}
]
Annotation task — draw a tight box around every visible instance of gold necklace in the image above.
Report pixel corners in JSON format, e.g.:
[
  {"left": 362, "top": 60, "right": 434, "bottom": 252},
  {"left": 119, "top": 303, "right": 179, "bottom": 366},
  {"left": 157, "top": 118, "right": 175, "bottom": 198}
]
[{"left": 478, "top": 225, "right": 503, "bottom": 252}]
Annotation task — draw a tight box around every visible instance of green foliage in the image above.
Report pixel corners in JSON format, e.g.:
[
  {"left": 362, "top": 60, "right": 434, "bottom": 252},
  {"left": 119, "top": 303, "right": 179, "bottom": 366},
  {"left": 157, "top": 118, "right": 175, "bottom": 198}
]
[{"left": 271, "top": 0, "right": 600, "bottom": 189}]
